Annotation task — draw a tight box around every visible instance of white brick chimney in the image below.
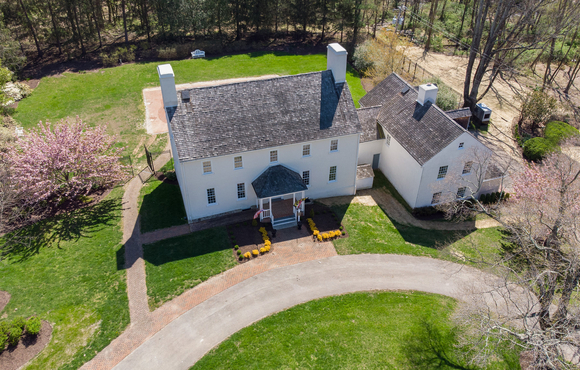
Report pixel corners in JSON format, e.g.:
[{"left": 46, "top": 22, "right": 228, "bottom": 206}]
[
  {"left": 327, "top": 43, "right": 348, "bottom": 84},
  {"left": 157, "top": 64, "right": 178, "bottom": 107},
  {"left": 417, "top": 83, "right": 438, "bottom": 106}
]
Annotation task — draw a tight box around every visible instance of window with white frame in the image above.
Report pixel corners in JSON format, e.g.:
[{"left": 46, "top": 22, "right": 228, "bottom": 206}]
[
  {"left": 386, "top": 134, "right": 391, "bottom": 146},
  {"left": 457, "top": 187, "right": 466, "bottom": 198},
  {"left": 207, "top": 188, "right": 216, "bottom": 204},
  {"left": 462, "top": 161, "right": 473, "bottom": 174},
  {"left": 458, "top": 142, "right": 464, "bottom": 149},
  {"left": 329, "top": 166, "right": 337, "bottom": 182},
  {"left": 234, "top": 156, "right": 243, "bottom": 169},
  {"left": 237, "top": 183, "right": 246, "bottom": 199},
  {"left": 431, "top": 192, "right": 442, "bottom": 204},
  {"left": 330, "top": 139, "right": 338, "bottom": 152},
  {"left": 302, "top": 170, "right": 310, "bottom": 186},
  {"left": 303, "top": 144, "right": 311, "bottom": 157},
  {"left": 203, "top": 161, "right": 212, "bottom": 174},
  {"left": 437, "top": 165, "right": 448, "bottom": 179},
  {"left": 270, "top": 150, "right": 278, "bottom": 163}
]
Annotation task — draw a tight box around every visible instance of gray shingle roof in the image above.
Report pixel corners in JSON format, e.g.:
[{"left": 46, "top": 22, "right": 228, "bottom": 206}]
[
  {"left": 356, "top": 164, "right": 374, "bottom": 180},
  {"left": 361, "top": 73, "right": 467, "bottom": 165},
  {"left": 445, "top": 108, "right": 472, "bottom": 120},
  {"left": 168, "top": 70, "right": 361, "bottom": 162},
  {"left": 251, "top": 165, "right": 308, "bottom": 198},
  {"left": 356, "top": 106, "right": 383, "bottom": 143}
]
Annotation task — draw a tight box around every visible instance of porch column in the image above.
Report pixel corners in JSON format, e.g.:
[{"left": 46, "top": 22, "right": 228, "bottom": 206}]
[
  {"left": 301, "top": 191, "right": 305, "bottom": 214},
  {"left": 259, "top": 198, "right": 263, "bottom": 221}
]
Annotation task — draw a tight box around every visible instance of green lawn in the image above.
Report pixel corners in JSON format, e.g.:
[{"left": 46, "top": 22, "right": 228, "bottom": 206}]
[
  {"left": 0, "top": 187, "right": 129, "bottom": 370},
  {"left": 192, "top": 291, "right": 519, "bottom": 369},
  {"left": 138, "top": 178, "right": 187, "bottom": 233},
  {"left": 333, "top": 202, "right": 503, "bottom": 265},
  {"left": 14, "top": 52, "right": 365, "bottom": 169},
  {"left": 143, "top": 227, "right": 237, "bottom": 309}
]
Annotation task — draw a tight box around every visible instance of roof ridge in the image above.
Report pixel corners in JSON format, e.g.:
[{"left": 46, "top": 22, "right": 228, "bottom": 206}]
[{"left": 356, "top": 105, "right": 382, "bottom": 110}]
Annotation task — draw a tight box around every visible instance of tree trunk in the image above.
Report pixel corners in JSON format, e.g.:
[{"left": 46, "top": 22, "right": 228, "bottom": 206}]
[
  {"left": 424, "top": 0, "right": 439, "bottom": 52},
  {"left": 564, "top": 56, "right": 580, "bottom": 94},
  {"left": 47, "top": 0, "right": 62, "bottom": 55},
  {"left": 122, "top": 0, "right": 129, "bottom": 45},
  {"left": 321, "top": 0, "right": 327, "bottom": 41},
  {"left": 91, "top": 0, "right": 103, "bottom": 48},
  {"left": 350, "top": 0, "right": 362, "bottom": 58},
  {"left": 18, "top": 0, "right": 42, "bottom": 58},
  {"left": 463, "top": 0, "right": 488, "bottom": 111}
]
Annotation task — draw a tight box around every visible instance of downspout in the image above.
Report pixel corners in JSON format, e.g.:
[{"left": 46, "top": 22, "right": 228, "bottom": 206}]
[{"left": 353, "top": 133, "right": 361, "bottom": 195}]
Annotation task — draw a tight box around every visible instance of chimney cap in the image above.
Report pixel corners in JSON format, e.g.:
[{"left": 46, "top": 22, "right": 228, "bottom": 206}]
[
  {"left": 327, "top": 43, "right": 348, "bottom": 55},
  {"left": 157, "top": 64, "right": 175, "bottom": 78}
]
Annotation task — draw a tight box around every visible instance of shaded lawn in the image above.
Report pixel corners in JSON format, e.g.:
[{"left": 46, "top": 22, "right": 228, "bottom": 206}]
[
  {"left": 192, "top": 291, "right": 519, "bottom": 370},
  {"left": 138, "top": 178, "right": 187, "bottom": 233},
  {"left": 14, "top": 52, "right": 365, "bottom": 169},
  {"left": 143, "top": 227, "right": 237, "bottom": 309},
  {"left": 0, "top": 187, "right": 129, "bottom": 370},
  {"left": 372, "top": 169, "right": 413, "bottom": 212},
  {"left": 332, "top": 203, "right": 503, "bottom": 265}
]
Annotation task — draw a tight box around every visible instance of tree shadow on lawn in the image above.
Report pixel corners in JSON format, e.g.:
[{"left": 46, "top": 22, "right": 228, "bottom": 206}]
[
  {"left": 142, "top": 227, "right": 230, "bottom": 267},
  {"left": 1, "top": 198, "right": 122, "bottom": 262},
  {"left": 331, "top": 203, "right": 474, "bottom": 250}
]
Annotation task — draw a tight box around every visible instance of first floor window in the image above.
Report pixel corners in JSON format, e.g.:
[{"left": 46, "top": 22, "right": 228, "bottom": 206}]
[
  {"left": 207, "top": 188, "right": 216, "bottom": 204},
  {"left": 203, "top": 161, "right": 212, "bottom": 174},
  {"left": 431, "top": 192, "right": 441, "bottom": 204},
  {"left": 303, "top": 144, "right": 311, "bottom": 157},
  {"left": 237, "top": 183, "right": 246, "bottom": 199},
  {"left": 303, "top": 170, "right": 310, "bottom": 186},
  {"left": 234, "top": 156, "right": 243, "bottom": 169},
  {"left": 462, "top": 161, "right": 473, "bottom": 174},
  {"left": 437, "top": 165, "right": 448, "bottom": 179},
  {"left": 330, "top": 139, "right": 339, "bottom": 152},
  {"left": 386, "top": 134, "right": 391, "bottom": 146},
  {"left": 329, "top": 166, "right": 337, "bottom": 182},
  {"left": 457, "top": 187, "right": 466, "bottom": 198},
  {"left": 270, "top": 150, "right": 278, "bottom": 163}
]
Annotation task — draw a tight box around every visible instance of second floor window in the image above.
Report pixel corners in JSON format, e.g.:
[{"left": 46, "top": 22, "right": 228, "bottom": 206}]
[
  {"left": 330, "top": 139, "right": 338, "bottom": 152},
  {"left": 234, "top": 156, "right": 243, "bottom": 169},
  {"left": 270, "top": 150, "right": 278, "bottom": 163},
  {"left": 303, "top": 170, "right": 310, "bottom": 186},
  {"left": 437, "top": 165, "right": 448, "bottom": 179},
  {"left": 303, "top": 144, "right": 310, "bottom": 157},
  {"left": 463, "top": 161, "right": 473, "bottom": 174},
  {"left": 203, "top": 161, "right": 212, "bottom": 174},
  {"left": 329, "top": 166, "right": 337, "bottom": 182}
]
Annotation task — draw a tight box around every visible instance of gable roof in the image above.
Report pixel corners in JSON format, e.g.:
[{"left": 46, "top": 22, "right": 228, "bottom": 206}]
[
  {"left": 356, "top": 106, "right": 383, "bottom": 143},
  {"left": 167, "top": 70, "right": 362, "bottom": 162},
  {"left": 360, "top": 73, "right": 468, "bottom": 165},
  {"left": 252, "top": 165, "right": 308, "bottom": 198}
]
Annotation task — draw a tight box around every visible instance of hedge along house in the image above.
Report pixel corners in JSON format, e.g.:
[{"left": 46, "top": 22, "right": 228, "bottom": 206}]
[
  {"left": 356, "top": 73, "right": 504, "bottom": 209},
  {"left": 158, "top": 44, "right": 364, "bottom": 229}
]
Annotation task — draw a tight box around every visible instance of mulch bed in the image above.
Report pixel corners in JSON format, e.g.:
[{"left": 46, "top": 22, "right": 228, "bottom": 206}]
[
  {"left": 0, "top": 291, "right": 10, "bottom": 313},
  {"left": 304, "top": 203, "right": 348, "bottom": 240},
  {"left": 0, "top": 321, "right": 53, "bottom": 370},
  {"left": 227, "top": 221, "right": 274, "bottom": 264}
]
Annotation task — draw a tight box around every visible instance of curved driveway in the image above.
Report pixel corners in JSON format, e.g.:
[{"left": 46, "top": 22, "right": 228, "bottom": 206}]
[{"left": 113, "top": 254, "right": 500, "bottom": 370}]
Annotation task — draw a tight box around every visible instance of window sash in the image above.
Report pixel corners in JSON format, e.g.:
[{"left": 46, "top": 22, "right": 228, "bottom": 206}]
[
  {"left": 386, "top": 134, "right": 391, "bottom": 146},
  {"left": 303, "top": 144, "right": 310, "bottom": 156},
  {"left": 431, "top": 192, "right": 441, "bottom": 204},
  {"left": 234, "top": 156, "right": 243, "bottom": 169},
  {"left": 203, "top": 161, "right": 212, "bottom": 174},
  {"left": 330, "top": 139, "right": 338, "bottom": 152},
  {"left": 457, "top": 187, "right": 466, "bottom": 198},
  {"left": 462, "top": 161, "right": 473, "bottom": 174},
  {"left": 458, "top": 142, "right": 464, "bottom": 149},
  {"left": 207, "top": 188, "right": 216, "bottom": 204},
  {"left": 329, "top": 166, "right": 337, "bottom": 182},
  {"left": 270, "top": 150, "right": 278, "bottom": 163},
  {"left": 237, "top": 183, "right": 246, "bottom": 199},
  {"left": 437, "top": 166, "right": 448, "bottom": 179},
  {"left": 303, "top": 170, "right": 310, "bottom": 186}
]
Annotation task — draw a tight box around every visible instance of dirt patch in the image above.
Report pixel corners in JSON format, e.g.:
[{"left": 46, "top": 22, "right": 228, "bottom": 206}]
[
  {"left": 0, "top": 292, "right": 10, "bottom": 313},
  {"left": 0, "top": 320, "right": 53, "bottom": 370},
  {"left": 227, "top": 221, "right": 273, "bottom": 263},
  {"left": 21, "top": 79, "right": 40, "bottom": 90}
]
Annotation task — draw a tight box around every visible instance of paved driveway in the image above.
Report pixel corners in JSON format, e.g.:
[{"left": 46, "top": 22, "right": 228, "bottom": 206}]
[{"left": 113, "top": 254, "right": 499, "bottom": 370}]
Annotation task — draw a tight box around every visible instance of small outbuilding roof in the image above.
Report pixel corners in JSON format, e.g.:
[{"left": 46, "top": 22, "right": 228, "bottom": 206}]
[
  {"left": 356, "top": 164, "right": 375, "bottom": 180},
  {"left": 168, "top": 70, "right": 361, "bottom": 162},
  {"left": 445, "top": 108, "right": 472, "bottom": 120},
  {"left": 251, "top": 165, "right": 308, "bottom": 199}
]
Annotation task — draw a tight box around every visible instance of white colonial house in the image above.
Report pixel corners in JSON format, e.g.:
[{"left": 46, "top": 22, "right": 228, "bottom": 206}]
[{"left": 157, "top": 43, "right": 502, "bottom": 227}]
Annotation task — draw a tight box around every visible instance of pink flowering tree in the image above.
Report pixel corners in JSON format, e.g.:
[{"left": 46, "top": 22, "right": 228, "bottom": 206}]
[
  {"left": 448, "top": 152, "right": 580, "bottom": 368},
  {"left": 5, "top": 117, "right": 127, "bottom": 204}
]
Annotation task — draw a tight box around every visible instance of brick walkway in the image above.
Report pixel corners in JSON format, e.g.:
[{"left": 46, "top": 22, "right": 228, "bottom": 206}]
[{"left": 81, "top": 227, "right": 335, "bottom": 370}]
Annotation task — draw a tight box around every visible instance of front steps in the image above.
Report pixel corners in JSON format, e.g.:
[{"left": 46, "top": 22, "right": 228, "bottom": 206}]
[{"left": 272, "top": 215, "right": 297, "bottom": 230}]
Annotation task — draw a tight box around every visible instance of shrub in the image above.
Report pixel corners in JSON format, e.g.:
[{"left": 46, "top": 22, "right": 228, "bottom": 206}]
[
  {"left": 7, "top": 326, "right": 22, "bottom": 346},
  {"left": 252, "top": 249, "right": 259, "bottom": 256},
  {"left": 234, "top": 245, "right": 239, "bottom": 250},
  {"left": 237, "top": 250, "right": 242, "bottom": 256},
  {"left": 25, "top": 317, "right": 41, "bottom": 336},
  {"left": 235, "top": 223, "right": 240, "bottom": 227},
  {"left": 264, "top": 240, "right": 271, "bottom": 246},
  {"left": 260, "top": 247, "right": 266, "bottom": 253},
  {"left": 239, "top": 256, "right": 244, "bottom": 261},
  {"left": 158, "top": 47, "right": 178, "bottom": 60},
  {"left": 342, "top": 231, "right": 346, "bottom": 236},
  {"left": 339, "top": 226, "right": 343, "bottom": 230},
  {"left": 0, "top": 331, "right": 7, "bottom": 351},
  {"left": 523, "top": 137, "right": 557, "bottom": 161},
  {"left": 544, "top": 121, "right": 579, "bottom": 143},
  {"left": 252, "top": 219, "right": 258, "bottom": 227},
  {"left": 519, "top": 88, "right": 557, "bottom": 130},
  {"left": 313, "top": 230, "right": 319, "bottom": 236},
  {"left": 100, "top": 52, "right": 118, "bottom": 67},
  {"left": 11, "top": 316, "right": 26, "bottom": 330},
  {"left": 244, "top": 252, "right": 251, "bottom": 258},
  {"left": 264, "top": 245, "right": 270, "bottom": 252}
]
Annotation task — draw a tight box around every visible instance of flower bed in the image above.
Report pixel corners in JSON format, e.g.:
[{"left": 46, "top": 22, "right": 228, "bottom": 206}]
[
  {"left": 227, "top": 221, "right": 273, "bottom": 263},
  {"left": 304, "top": 204, "right": 347, "bottom": 242}
]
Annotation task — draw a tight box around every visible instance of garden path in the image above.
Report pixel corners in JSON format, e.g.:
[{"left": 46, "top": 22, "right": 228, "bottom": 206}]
[{"left": 318, "top": 188, "right": 501, "bottom": 230}]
